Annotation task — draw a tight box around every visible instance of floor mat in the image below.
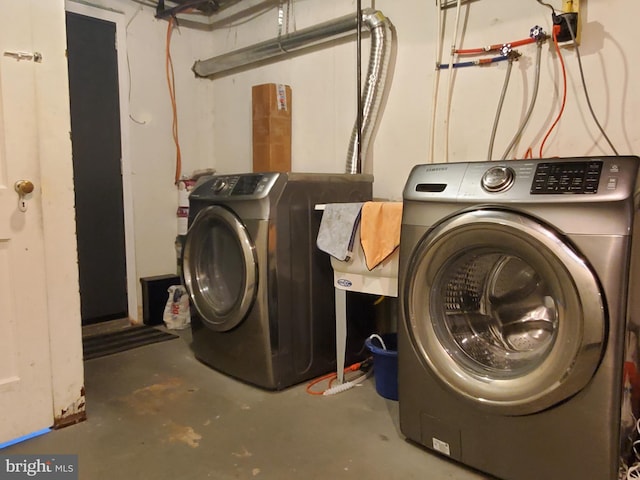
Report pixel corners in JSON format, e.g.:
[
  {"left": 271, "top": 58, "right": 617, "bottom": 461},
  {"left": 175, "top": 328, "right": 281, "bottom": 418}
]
[{"left": 83, "top": 325, "right": 179, "bottom": 360}]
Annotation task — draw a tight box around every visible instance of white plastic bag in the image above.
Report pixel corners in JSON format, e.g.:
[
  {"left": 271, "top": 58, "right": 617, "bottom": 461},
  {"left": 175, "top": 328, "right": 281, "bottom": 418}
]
[{"left": 163, "top": 285, "right": 190, "bottom": 330}]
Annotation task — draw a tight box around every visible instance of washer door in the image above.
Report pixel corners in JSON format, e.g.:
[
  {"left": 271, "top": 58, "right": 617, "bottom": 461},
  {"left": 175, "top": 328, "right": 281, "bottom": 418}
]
[
  {"left": 404, "top": 209, "right": 605, "bottom": 415},
  {"left": 183, "top": 205, "right": 258, "bottom": 332}
]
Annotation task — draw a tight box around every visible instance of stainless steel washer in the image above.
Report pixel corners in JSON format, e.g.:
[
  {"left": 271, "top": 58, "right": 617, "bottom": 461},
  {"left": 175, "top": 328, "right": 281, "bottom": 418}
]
[
  {"left": 183, "top": 172, "right": 372, "bottom": 390},
  {"left": 398, "top": 157, "right": 640, "bottom": 480}
]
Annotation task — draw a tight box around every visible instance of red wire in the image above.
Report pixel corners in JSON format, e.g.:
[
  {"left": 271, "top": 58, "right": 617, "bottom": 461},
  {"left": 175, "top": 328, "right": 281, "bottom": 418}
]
[
  {"left": 524, "top": 147, "right": 533, "bottom": 159},
  {"left": 539, "top": 25, "right": 567, "bottom": 158}
]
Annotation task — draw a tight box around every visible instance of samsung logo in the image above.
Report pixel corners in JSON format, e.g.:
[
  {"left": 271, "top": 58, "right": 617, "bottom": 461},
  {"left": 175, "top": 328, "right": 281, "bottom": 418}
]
[
  {"left": 424, "top": 166, "right": 447, "bottom": 172},
  {"left": 337, "top": 279, "right": 352, "bottom": 287}
]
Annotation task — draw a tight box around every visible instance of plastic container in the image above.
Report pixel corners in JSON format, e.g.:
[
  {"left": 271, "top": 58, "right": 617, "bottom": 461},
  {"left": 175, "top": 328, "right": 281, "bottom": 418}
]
[{"left": 365, "top": 333, "right": 398, "bottom": 401}]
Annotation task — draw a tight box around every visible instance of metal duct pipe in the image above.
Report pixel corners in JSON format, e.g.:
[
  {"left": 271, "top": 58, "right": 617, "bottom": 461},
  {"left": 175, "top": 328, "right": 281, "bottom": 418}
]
[
  {"left": 193, "top": 10, "right": 366, "bottom": 77},
  {"left": 192, "top": 8, "right": 393, "bottom": 175},
  {"left": 345, "top": 10, "right": 392, "bottom": 174}
]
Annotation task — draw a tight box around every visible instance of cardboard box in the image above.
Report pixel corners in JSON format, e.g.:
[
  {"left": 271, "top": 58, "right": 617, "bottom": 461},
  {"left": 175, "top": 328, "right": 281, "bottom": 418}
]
[{"left": 252, "top": 83, "right": 292, "bottom": 172}]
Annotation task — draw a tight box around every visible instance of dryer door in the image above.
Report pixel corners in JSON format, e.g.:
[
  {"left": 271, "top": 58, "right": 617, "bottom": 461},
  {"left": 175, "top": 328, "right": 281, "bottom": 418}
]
[
  {"left": 404, "top": 208, "right": 605, "bottom": 415},
  {"left": 183, "top": 205, "right": 258, "bottom": 332}
]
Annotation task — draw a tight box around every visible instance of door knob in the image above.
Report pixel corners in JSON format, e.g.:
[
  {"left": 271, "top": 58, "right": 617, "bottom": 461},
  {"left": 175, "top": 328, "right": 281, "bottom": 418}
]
[
  {"left": 14, "top": 180, "right": 34, "bottom": 212},
  {"left": 15, "top": 180, "right": 34, "bottom": 195}
]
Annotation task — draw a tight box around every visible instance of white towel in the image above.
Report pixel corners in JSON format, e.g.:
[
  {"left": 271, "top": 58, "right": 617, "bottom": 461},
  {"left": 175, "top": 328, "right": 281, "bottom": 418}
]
[{"left": 316, "top": 203, "right": 364, "bottom": 261}]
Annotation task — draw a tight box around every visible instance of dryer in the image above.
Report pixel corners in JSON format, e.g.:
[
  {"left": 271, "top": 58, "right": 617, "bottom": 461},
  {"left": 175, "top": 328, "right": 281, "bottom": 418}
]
[
  {"left": 398, "top": 157, "right": 640, "bottom": 480},
  {"left": 183, "top": 172, "right": 372, "bottom": 390}
]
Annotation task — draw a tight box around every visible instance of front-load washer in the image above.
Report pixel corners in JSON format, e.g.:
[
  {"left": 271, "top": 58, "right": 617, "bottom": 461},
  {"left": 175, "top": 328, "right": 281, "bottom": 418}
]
[
  {"left": 183, "top": 172, "right": 373, "bottom": 390},
  {"left": 398, "top": 157, "right": 640, "bottom": 480}
]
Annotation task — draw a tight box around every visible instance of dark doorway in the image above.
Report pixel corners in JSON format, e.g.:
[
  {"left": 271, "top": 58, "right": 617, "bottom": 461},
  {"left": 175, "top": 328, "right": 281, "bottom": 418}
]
[{"left": 66, "top": 12, "right": 128, "bottom": 325}]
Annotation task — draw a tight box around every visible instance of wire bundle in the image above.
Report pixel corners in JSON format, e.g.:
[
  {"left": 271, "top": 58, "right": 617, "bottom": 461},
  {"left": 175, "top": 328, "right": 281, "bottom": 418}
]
[
  {"left": 620, "top": 418, "right": 640, "bottom": 479},
  {"left": 432, "top": 0, "right": 619, "bottom": 163},
  {"left": 534, "top": 1, "right": 618, "bottom": 157}
]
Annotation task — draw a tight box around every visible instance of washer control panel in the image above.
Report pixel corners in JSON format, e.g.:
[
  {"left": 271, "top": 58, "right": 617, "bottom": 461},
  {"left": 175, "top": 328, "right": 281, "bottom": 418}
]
[
  {"left": 531, "top": 161, "right": 602, "bottom": 194},
  {"left": 404, "top": 156, "right": 639, "bottom": 203}
]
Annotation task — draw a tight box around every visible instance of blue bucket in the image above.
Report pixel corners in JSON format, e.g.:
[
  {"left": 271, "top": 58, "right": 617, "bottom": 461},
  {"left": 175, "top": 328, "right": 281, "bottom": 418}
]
[{"left": 365, "top": 333, "right": 398, "bottom": 401}]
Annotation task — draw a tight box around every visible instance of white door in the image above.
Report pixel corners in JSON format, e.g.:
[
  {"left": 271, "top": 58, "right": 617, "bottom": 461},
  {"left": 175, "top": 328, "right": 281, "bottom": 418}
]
[{"left": 0, "top": 0, "right": 55, "bottom": 443}]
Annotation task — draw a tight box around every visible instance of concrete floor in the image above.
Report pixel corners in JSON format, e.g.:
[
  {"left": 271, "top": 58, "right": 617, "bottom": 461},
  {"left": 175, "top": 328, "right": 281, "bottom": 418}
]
[{"left": 5, "top": 327, "right": 492, "bottom": 480}]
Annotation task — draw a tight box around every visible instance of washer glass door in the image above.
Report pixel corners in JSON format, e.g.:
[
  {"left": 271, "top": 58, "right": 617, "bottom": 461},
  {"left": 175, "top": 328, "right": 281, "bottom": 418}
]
[
  {"left": 183, "top": 205, "right": 257, "bottom": 332},
  {"left": 404, "top": 209, "right": 605, "bottom": 415}
]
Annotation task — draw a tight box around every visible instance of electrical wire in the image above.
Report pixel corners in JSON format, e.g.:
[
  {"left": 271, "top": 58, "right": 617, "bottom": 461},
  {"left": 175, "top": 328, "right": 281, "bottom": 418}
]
[
  {"left": 524, "top": 147, "right": 533, "bottom": 159},
  {"left": 126, "top": 4, "right": 146, "bottom": 125},
  {"left": 487, "top": 58, "right": 514, "bottom": 160},
  {"left": 203, "top": 3, "right": 276, "bottom": 29},
  {"left": 536, "top": 0, "right": 556, "bottom": 15},
  {"left": 428, "top": 0, "right": 444, "bottom": 164},
  {"left": 156, "top": 0, "right": 216, "bottom": 19},
  {"left": 130, "top": 0, "right": 286, "bottom": 30},
  {"left": 627, "top": 464, "right": 640, "bottom": 480},
  {"left": 165, "top": 16, "right": 182, "bottom": 184},
  {"left": 443, "top": 0, "right": 463, "bottom": 162},
  {"left": 373, "top": 295, "right": 386, "bottom": 306},
  {"left": 563, "top": 15, "right": 619, "bottom": 155},
  {"left": 356, "top": 0, "right": 362, "bottom": 169},
  {"left": 538, "top": 25, "right": 567, "bottom": 158},
  {"left": 620, "top": 417, "right": 640, "bottom": 479},
  {"left": 501, "top": 40, "right": 543, "bottom": 160}
]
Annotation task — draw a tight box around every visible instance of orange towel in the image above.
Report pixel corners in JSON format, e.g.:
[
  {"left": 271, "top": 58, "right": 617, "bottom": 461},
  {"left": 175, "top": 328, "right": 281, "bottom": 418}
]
[{"left": 360, "top": 201, "right": 403, "bottom": 270}]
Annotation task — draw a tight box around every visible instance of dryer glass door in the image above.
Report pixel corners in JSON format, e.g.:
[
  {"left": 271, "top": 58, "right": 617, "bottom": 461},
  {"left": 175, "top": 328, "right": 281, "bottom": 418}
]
[
  {"left": 183, "top": 205, "right": 257, "bottom": 332},
  {"left": 404, "top": 209, "right": 605, "bottom": 415}
]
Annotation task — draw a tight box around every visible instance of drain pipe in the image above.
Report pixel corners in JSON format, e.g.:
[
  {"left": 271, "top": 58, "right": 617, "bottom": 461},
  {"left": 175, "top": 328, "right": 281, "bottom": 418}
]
[{"left": 192, "top": 8, "right": 393, "bottom": 174}]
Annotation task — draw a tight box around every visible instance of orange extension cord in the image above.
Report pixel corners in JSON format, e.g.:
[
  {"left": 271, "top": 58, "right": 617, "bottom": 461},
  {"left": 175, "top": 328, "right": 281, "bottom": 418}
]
[
  {"left": 165, "top": 16, "right": 182, "bottom": 184},
  {"left": 306, "top": 360, "right": 370, "bottom": 396}
]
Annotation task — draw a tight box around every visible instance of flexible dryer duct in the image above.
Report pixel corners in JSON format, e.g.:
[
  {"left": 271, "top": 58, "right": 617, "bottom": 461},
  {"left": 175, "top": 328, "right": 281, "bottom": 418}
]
[
  {"left": 346, "top": 10, "right": 392, "bottom": 175},
  {"left": 192, "top": 8, "right": 393, "bottom": 174}
]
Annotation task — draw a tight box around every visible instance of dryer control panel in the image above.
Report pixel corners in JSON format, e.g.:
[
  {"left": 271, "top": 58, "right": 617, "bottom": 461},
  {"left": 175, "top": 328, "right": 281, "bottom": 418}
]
[{"left": 192, "top": 173, "right": 280, "bottom": 200}]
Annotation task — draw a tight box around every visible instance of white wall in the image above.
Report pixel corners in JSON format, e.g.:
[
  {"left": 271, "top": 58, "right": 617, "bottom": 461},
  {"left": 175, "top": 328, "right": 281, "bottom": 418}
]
[
  {"left": 91, "top": 0, "right": 639, "bottom": 312},
  {"left": 203, "top": 0, "right": 639, "bottom": 201},
  {"left": 207, "top": 0, "right": 365, "bottom": 177},
  {"left": 123, "top": 1, "right": 216, "bottom": 283}
]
